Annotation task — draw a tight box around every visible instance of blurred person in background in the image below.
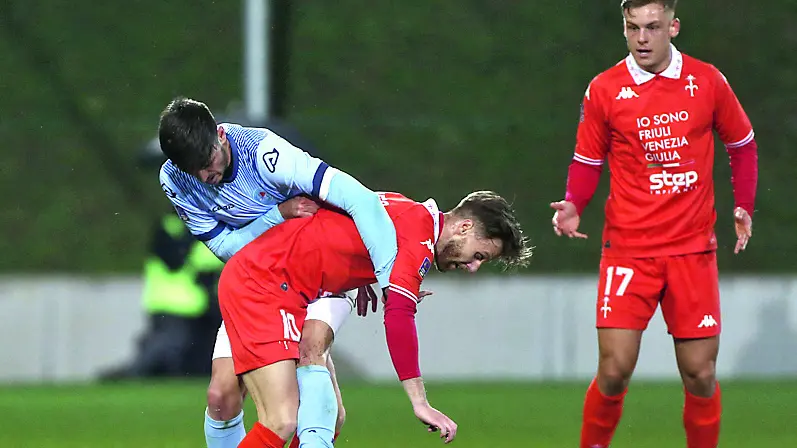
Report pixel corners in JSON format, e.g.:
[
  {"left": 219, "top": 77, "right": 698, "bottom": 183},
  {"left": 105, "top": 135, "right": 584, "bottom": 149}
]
[
  {"left": 158, "top": 97, "right": 397, "bottom": 448},
  {"left": 100, "top": 146, "right": 224, "bottom": 380},
  {"left": 550, "top": 1, "right": 758, "bottom": 447}
]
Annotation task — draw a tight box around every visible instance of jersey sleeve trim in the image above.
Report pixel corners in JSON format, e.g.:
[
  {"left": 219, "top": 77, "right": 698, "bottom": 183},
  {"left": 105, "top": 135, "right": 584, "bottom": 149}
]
[
  {"left": 725, "top": 130, "right": 755, "bottom": 148},
  {"left": 573, "top": 153, "right": 604, "bottom": 166},
  {"left": 195, "top": 221, "right": 227, "bottom": 241},
  {"left": 389, "top": 284, "right": 419, "bottom": 304},
  {"left": 311, "top": 163, "right": 338, "bottom": 200}
]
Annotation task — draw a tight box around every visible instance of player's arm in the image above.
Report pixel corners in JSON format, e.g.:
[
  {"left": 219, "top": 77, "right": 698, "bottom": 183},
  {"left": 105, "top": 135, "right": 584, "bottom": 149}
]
[
  {"left": 564, "top": 79, "right": 611, "bottom": 216},
  {"left": 382, "top": 242, "right": 457, "bottom": 440},
  {"left": 256, "top": 136, "right": 397, "bottom": 289},
  {"left": 160, "top": 168, "right": 293, "bottom": 261},
  {"left": 713, "top": 68, "right": 758, "bottom": 217}
]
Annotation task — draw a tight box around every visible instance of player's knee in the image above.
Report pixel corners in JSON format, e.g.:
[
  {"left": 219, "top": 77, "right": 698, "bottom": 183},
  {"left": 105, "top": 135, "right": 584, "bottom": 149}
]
[
  {"left": 207, "top": 370, "right": 243, "bottom": 420},
  {"left": 597, "top": 356, "right": 635, "bottom": 394},
  {"left": 680, "top": 361, "right": 717, "bottom": 395},
  {"left": 298, "top": 321, "right": 333, "bottom": 367},
  {"left": 264, "top": 413, "right": 298, "bottom": 440},
  {"left": 335, "top": 404, "right": 346, "bottom": 433}
]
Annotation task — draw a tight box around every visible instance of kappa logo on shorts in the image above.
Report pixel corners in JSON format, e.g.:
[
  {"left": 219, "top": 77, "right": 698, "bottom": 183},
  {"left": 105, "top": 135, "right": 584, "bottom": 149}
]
[
  {"left": 418, "top": 257, "right": 432, "bottom": 279},
  {"left": 698, "top": 314, "right": 718, "bottom": 328}
]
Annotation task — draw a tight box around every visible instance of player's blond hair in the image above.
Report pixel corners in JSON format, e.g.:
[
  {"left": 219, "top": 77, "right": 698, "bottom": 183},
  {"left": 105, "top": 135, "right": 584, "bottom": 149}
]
[
  {"left": 451, "top": 191, "right": 533, "bottom": 270},
  {"left": 620, "top": 0, "right": 677, "bottom": 13}
]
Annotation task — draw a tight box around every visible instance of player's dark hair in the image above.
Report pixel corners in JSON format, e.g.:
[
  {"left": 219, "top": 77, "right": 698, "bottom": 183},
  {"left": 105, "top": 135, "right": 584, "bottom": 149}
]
[
  {"left": 158, "top": 97, "right": 218, "bottom": 173},
  {"left": 621, "top": 0, "right": 677, "bottom": 13},
  {"left": 451, "top": 191, "right": 533, "bottom": 269}
]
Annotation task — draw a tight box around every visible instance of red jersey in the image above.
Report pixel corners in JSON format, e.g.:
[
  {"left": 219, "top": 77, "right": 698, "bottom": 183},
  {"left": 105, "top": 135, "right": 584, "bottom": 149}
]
[
  {"left": 573, "top": 46, "right": 754, "bottom": 257},
  {"left": 230, "top": 192, "right": 442, "bottom": 303}
]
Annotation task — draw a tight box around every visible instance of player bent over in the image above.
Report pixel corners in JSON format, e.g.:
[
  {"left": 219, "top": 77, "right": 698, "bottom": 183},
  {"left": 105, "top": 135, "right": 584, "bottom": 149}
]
[
  {"left": 219, "top": 191, "right": 532, "bottom": 447},
  {"left": 551, "top": 1, "right": 758, "bottom": 447},
  {"left": 158, "top": 97, "right": 398, "bottom": 448}
]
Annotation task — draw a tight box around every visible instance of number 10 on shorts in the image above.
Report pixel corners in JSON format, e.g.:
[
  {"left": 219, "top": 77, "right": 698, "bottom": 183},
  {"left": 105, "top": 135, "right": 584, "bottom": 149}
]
[
  {"left": 601, "top": 266, "right": 634, "bottom": 319},
  {"left": 280, "top": 309, "right": 301, "bottom": 342}
]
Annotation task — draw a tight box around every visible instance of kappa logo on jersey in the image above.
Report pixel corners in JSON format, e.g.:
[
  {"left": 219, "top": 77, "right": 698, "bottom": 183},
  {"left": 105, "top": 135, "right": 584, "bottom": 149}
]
[
  {"left": 418, "top": 257, "right": 432, "bottom": 279},
  {"left": 174, "top": 205, "right": 190, "bottom": 222},
  {"left": 697, "top": 314, "right": 718, "bottom": 328},
  {"left": 262, "top": 148, "right": 279, "bottom": 173},
  {"left": 161, "top": 183, "right": 177, "bottom": 198},
  {"left": 615, "top": 86, "right": 639, "bottom": 100},
  {"left": 420, "top": 239, "right": 434, "bottom": 253},
  {"left": 685, "top": 74, "right": 699, "bottom": 97},
  {"left": 649, "top": 170, "right": 698, "bottom": 193}
]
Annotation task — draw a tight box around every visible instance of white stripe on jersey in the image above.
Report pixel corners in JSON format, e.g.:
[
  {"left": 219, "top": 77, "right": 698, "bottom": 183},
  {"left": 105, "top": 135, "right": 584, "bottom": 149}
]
[
  {"left": 573, "top": 153, "right": 604, "bottom": 166},
  {"left": 389, "top": 284, "right": 419, "bottom": 303},
  {"left": 725, "top": 130, "right": 755, "bottom": 149},
  {"left": 318, "top": 167, "right": 339, "bottom": 201}
]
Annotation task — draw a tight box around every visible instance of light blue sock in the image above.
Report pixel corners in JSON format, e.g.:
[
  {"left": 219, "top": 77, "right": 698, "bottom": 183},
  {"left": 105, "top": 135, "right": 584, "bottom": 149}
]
[
  {"left": 204, "top": 408, "right": 245, "bottom": 448},
  {"left": 297, "top": 365, "right": 337, "bottom": 448}
]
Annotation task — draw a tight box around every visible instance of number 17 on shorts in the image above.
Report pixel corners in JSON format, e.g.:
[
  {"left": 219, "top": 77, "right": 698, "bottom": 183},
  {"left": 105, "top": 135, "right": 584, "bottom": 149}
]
[{"left": 596, "top": 257, "right": 661, "bottom": 331}]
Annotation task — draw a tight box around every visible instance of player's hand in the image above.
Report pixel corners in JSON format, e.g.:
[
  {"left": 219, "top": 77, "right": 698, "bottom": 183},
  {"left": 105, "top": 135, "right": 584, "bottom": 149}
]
[
  {"left": 417, "top": 290, "right": 433, "bottom": 304},
  {"left": 412, "top": 403, "right": 458, "bottom": 444},
  {"left": 278, "top": 196, "right": 320, "bottom": 219},
  {"left": 356, "top": 284, "right": 379, "bottom": 317},
  {"left": 733, "top": 207, "right": 752, "bottom": 254},
  {"left": 550, "top": 200, "right": 588, "bottom": 239}
]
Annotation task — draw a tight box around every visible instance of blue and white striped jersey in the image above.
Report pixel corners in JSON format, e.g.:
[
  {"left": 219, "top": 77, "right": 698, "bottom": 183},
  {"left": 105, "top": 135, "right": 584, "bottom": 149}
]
[{"left": 159, "top": 123, "right": 335, "bottom": 241}]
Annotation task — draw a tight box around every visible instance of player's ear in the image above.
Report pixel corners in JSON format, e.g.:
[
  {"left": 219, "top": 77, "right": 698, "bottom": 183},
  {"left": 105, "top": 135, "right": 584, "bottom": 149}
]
[
  {"left": 458, "top": 219, "right": 474, "bottom": 235},
  {"left": 669, "top": 18, "right": 680, "bottom": 38}
]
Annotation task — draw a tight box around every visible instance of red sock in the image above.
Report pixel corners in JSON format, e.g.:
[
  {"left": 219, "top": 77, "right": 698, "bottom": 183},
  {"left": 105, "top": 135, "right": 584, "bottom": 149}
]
[
  {"left": 288, "top": 430, "right": 340, "bottom": 447},
  {"left": 580, "top": 377, "right": 627, "bottom": 448},
  {"left": 684, "top": 382, "right": 721, "bottom": 448},
  {"left": 238, "top": 422, "right": 286, "bottom": 448}
]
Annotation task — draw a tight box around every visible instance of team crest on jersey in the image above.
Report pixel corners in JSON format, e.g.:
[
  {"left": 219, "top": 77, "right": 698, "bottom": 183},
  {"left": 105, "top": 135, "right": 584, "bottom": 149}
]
[
  {"left": 418, "top": 257, "right": 432, "bottom": 278},
  {"left": 174, "top": 205, "right": 190, "bottom": 222}
]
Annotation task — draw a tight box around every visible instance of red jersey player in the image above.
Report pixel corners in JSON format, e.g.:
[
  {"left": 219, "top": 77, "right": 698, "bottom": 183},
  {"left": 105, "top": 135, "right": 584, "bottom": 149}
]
[
  {"left": 550, "top": 1, "right": 758, "bottom": 447},
  {"left": 219, "top": 191, "right": 531, "bottom": 448}
]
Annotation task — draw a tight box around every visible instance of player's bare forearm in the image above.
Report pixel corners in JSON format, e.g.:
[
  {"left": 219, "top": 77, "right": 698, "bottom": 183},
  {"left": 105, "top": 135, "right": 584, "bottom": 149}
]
[{"left": 402, "top": 377, "right": 429, "bottom": 407}]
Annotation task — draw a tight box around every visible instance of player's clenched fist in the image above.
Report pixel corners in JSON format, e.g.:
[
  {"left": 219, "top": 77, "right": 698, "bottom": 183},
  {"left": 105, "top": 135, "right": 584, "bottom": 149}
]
[
  {"left": 550, "top": 200, "right": 588, "bottom": 239},
  {"left": 413, "top": 403, "right": 458, "bottom": 444},
  {"left": 278, "top": 195, "right": 320, "bottom": 219}
]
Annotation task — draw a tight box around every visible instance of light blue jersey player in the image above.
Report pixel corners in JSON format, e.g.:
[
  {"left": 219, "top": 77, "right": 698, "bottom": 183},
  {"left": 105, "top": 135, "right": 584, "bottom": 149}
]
[{"left": 158, "top": 98, "right": 397, "bottom": 448}]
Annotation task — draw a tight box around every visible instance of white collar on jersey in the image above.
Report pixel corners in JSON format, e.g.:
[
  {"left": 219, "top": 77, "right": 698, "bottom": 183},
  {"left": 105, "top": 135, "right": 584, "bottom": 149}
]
[
  {"left": 625, "top": 44, "right": 683, "bottom": 85},
  {"left": 421, "top": 199, "right": 442, "bottom": 244}
]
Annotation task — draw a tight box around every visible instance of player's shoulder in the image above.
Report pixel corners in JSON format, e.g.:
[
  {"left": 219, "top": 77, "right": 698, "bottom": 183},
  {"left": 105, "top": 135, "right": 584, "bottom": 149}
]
[
  {"left": 680, "top": 52, "right": 728, "bottom": 85},
  {"left": 584, "top": 57, "right": 634, "bottom": 97},
  {"left": 159, "top": 159, "right": 193, "bottom": 199},
  {"left": 221, "top": 123, "right": 270, "bottom": 155}
]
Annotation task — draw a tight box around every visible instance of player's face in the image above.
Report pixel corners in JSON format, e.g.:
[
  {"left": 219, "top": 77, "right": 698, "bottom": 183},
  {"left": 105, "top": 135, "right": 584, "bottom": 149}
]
[
  {"left": 623, "top": 4, "right": 680, "bottom": 74},
  {"left": 435, "top": 220, "right": 504, "bottom": 273},
  {"left": 195, "top": 139, "right": 230, "bottom": 185}
]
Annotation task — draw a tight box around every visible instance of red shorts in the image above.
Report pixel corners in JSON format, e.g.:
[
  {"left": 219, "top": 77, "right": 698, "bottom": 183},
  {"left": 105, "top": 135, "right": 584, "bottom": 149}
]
[
  {"left": 218, "top": 259, "right": 307, "bottom": 375},
  {"left": 596, "top": 252, "right": 720, "bottom": 339}
]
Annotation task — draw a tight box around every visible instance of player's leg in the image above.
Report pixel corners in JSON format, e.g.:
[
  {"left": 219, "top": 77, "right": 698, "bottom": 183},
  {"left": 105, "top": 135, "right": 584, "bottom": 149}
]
[
  {"left": 581, "top": 256, "right": 665, "bottom": 448},
  {"left": 216, "top": 262, "right": 307, "bottom": 448},
  {"left": 204, "top": 322, "right": 247, "bottom": 448},
  {"left": 238, "top": 359, "right": 300, "bottom": 448},
  {"left": 663, "top": 252, "right": 722, "bottom": 448},
  {"left": 327, "top": 354, "right": 347, "bottom": 436},
  {"left": 293, "top": 293, "right": 354, "bottom": 448}
]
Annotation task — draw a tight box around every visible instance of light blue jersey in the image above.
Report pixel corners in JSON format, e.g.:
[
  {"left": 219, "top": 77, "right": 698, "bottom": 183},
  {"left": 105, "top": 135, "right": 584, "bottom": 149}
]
[{"left": 159, "top": 123, "right": 397, "bottom": 288}]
